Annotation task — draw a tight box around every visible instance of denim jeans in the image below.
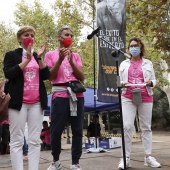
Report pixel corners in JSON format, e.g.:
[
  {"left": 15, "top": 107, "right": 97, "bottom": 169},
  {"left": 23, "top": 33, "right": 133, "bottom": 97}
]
[{"left": 50, "top": 97, "right": 84, "bottom": 164}]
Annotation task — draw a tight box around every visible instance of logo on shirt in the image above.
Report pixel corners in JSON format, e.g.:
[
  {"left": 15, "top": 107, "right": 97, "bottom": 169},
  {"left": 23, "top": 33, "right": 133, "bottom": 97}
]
[{"left": 25, "top": 68, "right": 36, "bottom": 82}]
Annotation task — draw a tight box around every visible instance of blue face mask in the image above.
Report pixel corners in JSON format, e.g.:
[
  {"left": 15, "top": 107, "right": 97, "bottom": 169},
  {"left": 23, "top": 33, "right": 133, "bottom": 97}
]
[{"left": 129, "top": 47, "right": 141, "bottom": 57}]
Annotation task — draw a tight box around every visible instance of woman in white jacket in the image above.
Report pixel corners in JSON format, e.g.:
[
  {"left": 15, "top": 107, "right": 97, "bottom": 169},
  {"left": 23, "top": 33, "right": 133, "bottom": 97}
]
[{"left": 118, "top": 37, "right": 161, "bottom": 169}]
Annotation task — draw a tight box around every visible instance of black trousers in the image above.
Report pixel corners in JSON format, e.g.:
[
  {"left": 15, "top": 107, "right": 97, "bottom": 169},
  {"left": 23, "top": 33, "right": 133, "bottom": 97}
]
[{"left": 50, "top": 97, "right": 84, "bottom": 164}]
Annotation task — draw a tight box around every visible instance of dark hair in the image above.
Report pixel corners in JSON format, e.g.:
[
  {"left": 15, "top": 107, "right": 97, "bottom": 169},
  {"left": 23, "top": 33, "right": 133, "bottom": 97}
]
[
  {"left": 128, "top": 37, "right": 146, "bottom": 57},
  {"left": 42, "top": 121, "right": 48, "bottom": 124},
  {"left": 57, "top": 26, "right": 73, "bottom": 36},
  {"left": 93, "top": 114, "right": 99, "bottom": 119}
]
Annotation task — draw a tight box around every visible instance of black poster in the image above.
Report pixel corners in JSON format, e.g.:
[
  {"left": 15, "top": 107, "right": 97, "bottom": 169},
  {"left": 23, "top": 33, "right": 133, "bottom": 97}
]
[{"left": 97, "top": 0, "right": 126, "bottom": 103}]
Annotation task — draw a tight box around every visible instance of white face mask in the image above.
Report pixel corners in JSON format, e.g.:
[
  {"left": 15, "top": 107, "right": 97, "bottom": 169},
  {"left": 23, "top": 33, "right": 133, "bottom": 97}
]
[{"left": 129, "top": 47, "right": 141, "bottom": 57}]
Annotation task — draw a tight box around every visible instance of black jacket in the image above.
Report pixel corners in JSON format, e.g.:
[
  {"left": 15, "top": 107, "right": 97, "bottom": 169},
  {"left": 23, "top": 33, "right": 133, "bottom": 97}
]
[
  {"left": 3, "top": 48, "right": 50, "bottom": 111},
  {"left": 87, "top": 122, "right": 101, "bottom": 137}
]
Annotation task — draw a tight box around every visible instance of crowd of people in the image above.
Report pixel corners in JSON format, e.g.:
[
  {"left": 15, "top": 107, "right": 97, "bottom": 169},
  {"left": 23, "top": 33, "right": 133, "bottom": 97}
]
[{"left": 0, "top": 24, "right": 161, "bottom": 170}]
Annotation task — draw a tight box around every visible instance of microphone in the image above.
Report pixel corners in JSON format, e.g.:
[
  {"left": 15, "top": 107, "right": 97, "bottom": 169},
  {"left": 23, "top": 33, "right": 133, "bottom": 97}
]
[
  {"left": 111, "top": 49, "right": 131, "bottom": 59},
  {"left": 87, "top": 27, "right": 101, "bottom": 40},
  {"left": 124, "top": 53, "right": 131, "bottom": 59}
]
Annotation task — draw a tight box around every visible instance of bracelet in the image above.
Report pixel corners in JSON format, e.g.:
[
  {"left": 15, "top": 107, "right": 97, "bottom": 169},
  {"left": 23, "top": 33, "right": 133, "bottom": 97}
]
[{"left": 38, "top": 57, "right": 42, "bottom": 60}]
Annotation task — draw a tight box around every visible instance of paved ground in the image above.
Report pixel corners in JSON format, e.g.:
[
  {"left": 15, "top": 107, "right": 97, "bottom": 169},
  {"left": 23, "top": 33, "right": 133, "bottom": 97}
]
[{"left": 0, "top": 130, "right": 170, "bottom": 170}]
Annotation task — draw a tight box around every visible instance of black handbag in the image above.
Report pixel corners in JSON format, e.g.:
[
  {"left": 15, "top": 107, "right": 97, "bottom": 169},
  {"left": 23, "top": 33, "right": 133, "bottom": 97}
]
[{"left": 68, "top": 81, "right": 86, "bottom": 93}]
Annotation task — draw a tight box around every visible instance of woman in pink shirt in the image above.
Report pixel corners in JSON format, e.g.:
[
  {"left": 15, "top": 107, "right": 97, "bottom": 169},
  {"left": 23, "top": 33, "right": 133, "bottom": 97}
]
[
  {"left": 118, "top": 37, "right": 161, "bottom": 169},
  {"left": 3, "top": 26, "right": 50, "bottom": 170}
]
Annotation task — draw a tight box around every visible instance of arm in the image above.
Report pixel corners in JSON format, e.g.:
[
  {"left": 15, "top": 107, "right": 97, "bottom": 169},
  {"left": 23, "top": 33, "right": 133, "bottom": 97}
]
[
  {"left": 40, "top": 131, "right": 45, "bottom": 142},
  {"left": 47, "top": 47, "right": 68, "bottom": 81},
  {"left": 145, "top": 62, "right": 156, "bottom": 87},
  {"left": 40, "top": 136, "right": 45, "bottom": 141},
  {"left": 48, "top": 59, "right": 62, "bottom": 81},
  {"left": 19, "top": 44, "right": 32, "bottom": 70},
  {"left": 48, "top": 48, "right": 85, "bottom": 82},
  {"left": 70, "top": 63, "right": 84, "bottom": 82},
  {"left": 39, "top": 66, "right": 50, "bottom": 80},
  {"left": 19, "top": 43, "right": 48, "bottom": 70},
  {"left": 3, "top": 51, "right": 23, "bottom": 80},
  {"left": 68, "top": 51, "right": 85, "bottom": 82},
  {"left": 37, "top": 42, "right": 48, "bottom": 69},
  {"left": 4, "top": 45, "right": 35, "bottom": 80},
  {"left": 119, "top": 61, "right": 129, "bottom": 87}
]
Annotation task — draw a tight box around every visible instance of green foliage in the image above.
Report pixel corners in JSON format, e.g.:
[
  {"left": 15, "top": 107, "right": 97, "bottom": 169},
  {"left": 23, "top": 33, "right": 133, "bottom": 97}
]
[
  {"left": 52, "top": 0, "right": 95, "bottom": 87},
  {"left": 0, "top": 0, "right": 169, "bottom": 131},
  {"left": 0, "top": 0, "right": 170, "bottom": 90},
  {"left": 153, "top": 87, "right": 170, "bottom": 127},
  {"left": 0, "top": 22, "right": 17, "bottom": 80},
  {"left": 126, "top": 0, "right": 170, "bottom": 86},
  {"left": 14, "top": 0, "right": 57, "bottom": 51},
  {"left": 79, "top": 39, "right": 96, "bottom": 87}
]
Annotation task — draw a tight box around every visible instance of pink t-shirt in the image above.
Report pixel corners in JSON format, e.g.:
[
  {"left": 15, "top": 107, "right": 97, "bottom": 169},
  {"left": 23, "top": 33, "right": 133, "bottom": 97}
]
[
  {"left": 40, "top": 129, "right": 51, "bottom": 145},
  {"left": 122, "top": 59, "right": 153, "bottom": 102},
  {"left": 22, "top": 56, "right": 40, "bottom": 104},
  {"left": 44, "top": 50, "right": 84, "bottom": 98}
]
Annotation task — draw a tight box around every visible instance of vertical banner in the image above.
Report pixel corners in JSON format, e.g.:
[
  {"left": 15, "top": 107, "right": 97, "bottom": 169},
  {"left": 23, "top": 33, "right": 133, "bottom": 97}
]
[{"left": 96, "top": 0, "right": 126, "bottom": 103}]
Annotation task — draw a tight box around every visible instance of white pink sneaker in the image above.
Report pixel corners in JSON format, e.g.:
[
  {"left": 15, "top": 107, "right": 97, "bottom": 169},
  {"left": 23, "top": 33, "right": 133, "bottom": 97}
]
[
  {"left": 144, "top": 156, "right": 161, "bottom": 168},
  {"left": 70, "top": 164, "right": 82, "bottom": 170}
]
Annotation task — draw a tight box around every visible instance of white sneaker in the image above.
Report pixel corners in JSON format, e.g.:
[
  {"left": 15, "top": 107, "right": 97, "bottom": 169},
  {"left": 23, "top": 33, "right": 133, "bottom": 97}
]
[
  {"left": 144, "top": 156, "right": 161, "bottom": 168},
  {"left": 47, "top": 161, "right": 62, "bottom": 170},
  {"left": 118, "top": 158, "right": 130, "bottom": 169},
  {"left": 70, "top": 164, "right": 82, "bottom": 170}
]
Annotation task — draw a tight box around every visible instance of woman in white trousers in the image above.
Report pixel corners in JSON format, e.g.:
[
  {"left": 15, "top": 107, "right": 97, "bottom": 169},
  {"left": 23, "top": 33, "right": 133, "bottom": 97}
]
[
  {"left": 3, "top": 25, "right": 50, "bottom": 170},
  {"left": 118, "top": 37, "right": 161, "bottom": 169}
]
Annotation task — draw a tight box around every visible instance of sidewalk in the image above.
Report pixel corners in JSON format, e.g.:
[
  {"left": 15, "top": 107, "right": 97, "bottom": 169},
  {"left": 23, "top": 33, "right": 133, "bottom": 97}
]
[{"left": 0, "top": 130, "right": 170, "bottom": 170}]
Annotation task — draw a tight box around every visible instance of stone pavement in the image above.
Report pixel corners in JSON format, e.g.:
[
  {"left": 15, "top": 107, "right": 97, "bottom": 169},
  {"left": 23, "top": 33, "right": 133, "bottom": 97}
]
[{"left": 0, "top": 130, "right": 170, "bottom": 170}]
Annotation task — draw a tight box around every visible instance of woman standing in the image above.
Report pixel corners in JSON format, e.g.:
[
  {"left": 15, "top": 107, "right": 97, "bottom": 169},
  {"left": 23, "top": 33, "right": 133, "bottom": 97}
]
[
  {"left": 118, "top": 37, "right": 161, "bottom": 169},
  {"left": 3, "top": 26, "right": 50, "bottom": 170}
]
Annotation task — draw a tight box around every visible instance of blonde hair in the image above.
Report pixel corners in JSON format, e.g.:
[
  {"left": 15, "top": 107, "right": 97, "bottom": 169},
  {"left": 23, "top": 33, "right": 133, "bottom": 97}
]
[{"left": 17, "top": 25, "right": 36, "bottom": 38}]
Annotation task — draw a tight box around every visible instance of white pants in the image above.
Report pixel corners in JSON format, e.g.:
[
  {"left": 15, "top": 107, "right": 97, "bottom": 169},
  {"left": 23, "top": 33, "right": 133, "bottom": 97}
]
[
  {"left": 121, "top": 96, "right": 153, "bottom": 157},
  {"left": 9, "top": 103, "right": 43, "bottom": 170}
]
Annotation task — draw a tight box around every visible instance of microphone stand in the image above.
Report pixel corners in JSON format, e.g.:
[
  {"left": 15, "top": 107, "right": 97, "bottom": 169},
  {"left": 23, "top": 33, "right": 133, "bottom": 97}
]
[
  {"left": 92, "top": 0, "right": 98, "bottom": 150},
  {"left": 96, "top": 33, "right": 127, "bottom": 170},
  {"left": 86, "top": 0, "right": 105, "bottom": 154},
  {"left": 92, "top": 0, "right": 101, "bottom": 153}
]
